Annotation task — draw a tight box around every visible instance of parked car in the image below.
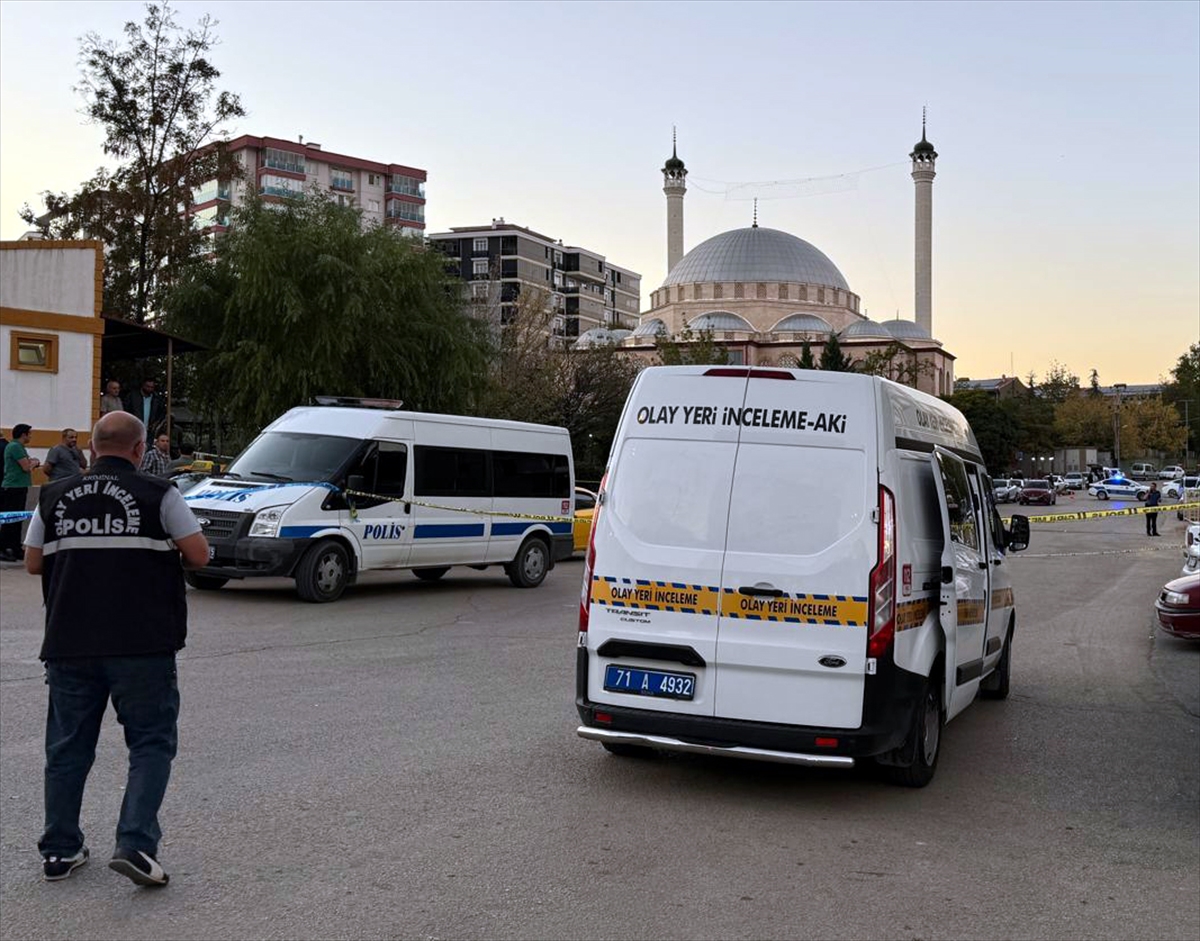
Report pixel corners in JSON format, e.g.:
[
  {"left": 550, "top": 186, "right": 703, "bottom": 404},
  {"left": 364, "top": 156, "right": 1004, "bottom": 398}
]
[
  {"left": 1154, "top": 573, "right": 1200, "bottom": 640},
  {"left": 1063, "top": 472, "right": 1088, "bottom": 490},
  {"left": 1164, "top": 476, "right": 1200, "bottom": 500},
  {"left": 1130, "top": 462, "right": 1158, "bottom": 481},
  {"left": 1159, "top": 465, "right": 1186, "bottom": 481},
  {"left": 1048, "top": 474, "right": 1071, "bottom": 494},
  {"left": 1088, "top": 477, "right": 1150, "bottom": 501},
  {"left": 992, "top": 478, "right": 1021, "bottom": 503},
  {"left": 573, "top": 487, "right": 597, "bottom": 553},
  {"left": 1184, "top": 522, "right": 1200, "bottom": 577},
  {"left": 1019, "top": 479, "right": 1057, "bottom": 506}
]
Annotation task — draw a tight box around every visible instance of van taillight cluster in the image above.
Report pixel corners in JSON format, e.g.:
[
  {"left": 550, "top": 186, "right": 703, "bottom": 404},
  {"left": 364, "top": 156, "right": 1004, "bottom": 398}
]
[
  {"left": 578, "top": 473, "right": 607, "bottom": 633},
  {"left": 867, "top": 485, "right": 896, "bottom": 658}
]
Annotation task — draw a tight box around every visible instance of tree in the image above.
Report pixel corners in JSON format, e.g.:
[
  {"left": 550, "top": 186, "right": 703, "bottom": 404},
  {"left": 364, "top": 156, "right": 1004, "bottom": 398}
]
[
  {"left": 162, "top": 192, "right": 492, "bottom": 444},
  {"left": 1054, "top": 394, "right": 1114, "bottom": 448},
  {"left": 798, "top": 339, "right": 815, "bottom": 370},
  {"left": 654, "top": 323, "right": 730, "bottom": 366},
  {"left": 1088, "top": 368, "right": 1102, "bottom": 397},
  {"left": 853, "top": 342, "right": 933, "bottom": 387},
  {"left": 943, "top": 390, "right": 1019, "bottom": 472},
  {"left": 1162, "top": 344, "right": 1200, "bottom": 457},
  {"left": 1121, "top": 397, "right": 1188, "bottom": 457},
  {"left": 818, "top": 334, "right": 852, "bottom": 371},
  {"left": 1037, "top": 361, "right": 1080, "bottom": 405},
  {"left": 20, "top": 2, "right": 244, "bottom": 321}
]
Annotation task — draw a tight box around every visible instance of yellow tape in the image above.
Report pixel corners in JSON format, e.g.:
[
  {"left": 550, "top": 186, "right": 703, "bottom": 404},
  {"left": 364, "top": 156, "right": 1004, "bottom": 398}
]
[
  {"left": 591, "top": 578, "right": 720, "bottom": 615},
  {"left": 1006, "top": 500, "right": 1200, "bottom": 525},
  {"left": 343, "top": 489, "right": 575, "bottom": 524}
]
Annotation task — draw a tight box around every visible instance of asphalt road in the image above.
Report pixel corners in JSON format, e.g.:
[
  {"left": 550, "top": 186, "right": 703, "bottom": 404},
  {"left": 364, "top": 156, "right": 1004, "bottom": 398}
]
[{"left": 1, "top": 495, "right": 1197, "bottom": 941}]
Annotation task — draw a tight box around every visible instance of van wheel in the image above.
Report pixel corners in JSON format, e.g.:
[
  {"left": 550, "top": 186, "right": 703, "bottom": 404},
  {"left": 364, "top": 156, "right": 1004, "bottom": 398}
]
[
  {"left": 413, "top": 566, "right": 450, "bottom": 581},
  {"left": 981, "top": 627, "right": 1013, "bottom": 700},
  {"left": 506, "top": 537, "right": 548, "bottom": 588},
  {"left": 602, "top": 742, "right": 654, "bottom": 758},
  {"left": 879, "top": 675, "right": 943, "bottom": 788},
  {"left": 295, "top": 540, "right": 350, "bottom": 603},
  {"left": 185, "top": 572, "right": 228, "bottom": 591}
]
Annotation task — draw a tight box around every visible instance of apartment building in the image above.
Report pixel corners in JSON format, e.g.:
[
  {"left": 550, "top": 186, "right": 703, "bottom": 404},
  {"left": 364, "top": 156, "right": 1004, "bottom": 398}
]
[
  {"left": 428, "top": 220, "right": 641, "bottom": 339},
  {"left": 189, "top": 135, "right": 426, "bottom": 239}
]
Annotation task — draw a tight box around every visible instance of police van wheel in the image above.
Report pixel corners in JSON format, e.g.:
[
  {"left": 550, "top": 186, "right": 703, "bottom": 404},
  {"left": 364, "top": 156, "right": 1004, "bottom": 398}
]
[
  {"left": 879, "top": 675, "right": 942, "bottom": 788},
  {"left": 185, "top": 572, "right": 228, "bottom": 591},
  {"left": 981, "top": 626, "right": 1013, "bottom": 700},
  {"left": 507, "top": 537, "right": 548, "bottom": 588},
  {"left": 296, "top": 540, "right": 349, "bottom": 603},
  {"left": 413, "top": 567, "right": 450, "bottom": 582}
]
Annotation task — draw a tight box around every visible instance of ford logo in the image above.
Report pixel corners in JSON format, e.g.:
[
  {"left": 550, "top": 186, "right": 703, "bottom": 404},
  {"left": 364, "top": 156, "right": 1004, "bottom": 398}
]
[
  {"left": 195, "top": 517, "right": 211, "bottom": 527},
  {"left": 818, "top": 656, "right": 847, "bottom": 669}
]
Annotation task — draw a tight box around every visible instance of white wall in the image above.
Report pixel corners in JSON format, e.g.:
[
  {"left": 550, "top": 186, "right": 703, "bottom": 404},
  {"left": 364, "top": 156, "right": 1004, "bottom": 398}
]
[{"left": 0, "top": 246, "right": 96, "bottom": 316}]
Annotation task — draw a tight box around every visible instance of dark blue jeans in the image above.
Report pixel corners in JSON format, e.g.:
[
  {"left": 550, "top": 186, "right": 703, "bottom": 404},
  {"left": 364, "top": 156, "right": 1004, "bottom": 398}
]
[{"left": 39, "top": 655, "right": 179, "bottom": 859}]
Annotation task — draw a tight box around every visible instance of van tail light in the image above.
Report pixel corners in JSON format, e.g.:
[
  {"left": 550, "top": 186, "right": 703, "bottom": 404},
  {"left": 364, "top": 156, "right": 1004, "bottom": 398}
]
[
  {"left": 867, "top": 485, "right": 896, "bottom": 659},
  {"left": 703, "top": 367, "right": 795, "bottom": 380},
  {"left": 579, "top": 473, "right": 607, "bottom": 633}
]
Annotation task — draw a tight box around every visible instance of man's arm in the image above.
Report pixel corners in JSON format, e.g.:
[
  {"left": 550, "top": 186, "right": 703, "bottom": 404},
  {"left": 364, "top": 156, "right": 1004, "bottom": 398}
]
[
  {"left": 175, "top": 532, "right": 209, "bottom": 569},
  {"left": 23, "top": 506, "right": 45, "bottom": 575},
  {"left": 24, "top": 546, "right": 42, "bottom": 575},
  {"left": 159, "top": 486, "right": 208, "bottom": 569}
]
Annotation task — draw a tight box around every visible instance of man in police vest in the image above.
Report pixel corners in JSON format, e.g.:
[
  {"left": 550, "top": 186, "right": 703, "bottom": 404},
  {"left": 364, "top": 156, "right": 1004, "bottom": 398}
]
[{"left": 23, "top": 411, "right": 208, "bottom": 886}]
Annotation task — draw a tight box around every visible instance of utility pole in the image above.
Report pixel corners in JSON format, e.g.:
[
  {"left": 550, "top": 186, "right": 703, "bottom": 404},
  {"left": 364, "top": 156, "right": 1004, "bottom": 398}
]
[{"left": 1113, "top": 382, "right": 1127, "bottom": 470}]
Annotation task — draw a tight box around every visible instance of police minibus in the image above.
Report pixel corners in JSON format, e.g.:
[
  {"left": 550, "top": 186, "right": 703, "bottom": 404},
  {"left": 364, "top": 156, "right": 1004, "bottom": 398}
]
[
  {"left": 184, "top": 399, "right": 574, "bottom": 602},
  {"left": 575, "top": 366, "right": 1030, "bottom": 786}
]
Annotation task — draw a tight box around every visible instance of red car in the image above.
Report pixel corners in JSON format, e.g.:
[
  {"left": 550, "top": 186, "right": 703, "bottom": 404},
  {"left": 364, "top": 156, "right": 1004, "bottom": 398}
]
[
  {"left": 1018, "top": 479, "right": 1057, "bottom": 506},
  {"left": 1155, "top": 573, "right": 1200, "bottom": 640}
]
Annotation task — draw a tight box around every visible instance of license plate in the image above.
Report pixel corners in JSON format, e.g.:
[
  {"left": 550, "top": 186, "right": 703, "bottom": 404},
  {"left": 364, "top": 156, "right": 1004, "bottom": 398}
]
[
  {"left": 603, "top": 665, "right": 695, "bottom": 700},
  {"left": 208, "top": 546, "right": 216, "bottom": 560}
]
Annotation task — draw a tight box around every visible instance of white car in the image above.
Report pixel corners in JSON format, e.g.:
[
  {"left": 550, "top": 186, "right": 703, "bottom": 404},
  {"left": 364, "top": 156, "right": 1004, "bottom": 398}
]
[
  {"left": 1063, "top": 472, "right": 1088, "bottom": 490},
  {"left": 992, "top": 478, "right": 1022, "bottom": 503},
  {"left": 1184, "top": 522, "right": 1200, "bottom": 577},
  {"left": 1164, "top": 476, "right": 1200, "bottom": 500},
  {"left": 1088, "top": 477, "right": 1150, "bottom": 501},
  {"left": 1160, "top": 465, "right": 1185, "bottom": 481}
]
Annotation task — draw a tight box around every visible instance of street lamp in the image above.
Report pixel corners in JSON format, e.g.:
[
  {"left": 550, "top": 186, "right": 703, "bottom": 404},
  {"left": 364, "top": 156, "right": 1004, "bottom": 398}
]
[{"left": 1113, "top": 382, "right": 1127, "bottom": 471}]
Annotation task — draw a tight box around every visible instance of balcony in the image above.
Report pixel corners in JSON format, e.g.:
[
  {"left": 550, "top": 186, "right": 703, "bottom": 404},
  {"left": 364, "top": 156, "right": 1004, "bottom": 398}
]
[
  {"left": 330, "top": 177, "right": 354, "bottom": 193},
  {"left": 386, "top": 178, "right": 426, "bottom": 198}
]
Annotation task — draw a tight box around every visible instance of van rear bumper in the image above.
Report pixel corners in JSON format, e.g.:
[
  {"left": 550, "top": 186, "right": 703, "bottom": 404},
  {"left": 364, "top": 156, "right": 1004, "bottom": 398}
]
[{"left": 577, "top": 726, "right": 855, "bottom": 769}]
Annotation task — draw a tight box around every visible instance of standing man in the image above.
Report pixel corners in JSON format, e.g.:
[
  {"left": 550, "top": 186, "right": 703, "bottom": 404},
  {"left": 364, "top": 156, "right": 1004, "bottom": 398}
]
[
  {"left": 100, "top": 380, "right": 123, "bottom": 417},
  {"left": 140, "top": 433, "right": 172, "bottom": 477},
  {"left": 23, "top": 411, "right": 208, "bottom": 886},
  {"left": 123, "top": 377, "right": 166, "bottom": 440},
  {"left": 2, "top": 423, "right": 40, "bottom": 562},
  {"left": 1145, "top": 482, "right": 1161, "bottom": 537},
  {"left": 43, "top": 429, "right": 89, "bottom": 482}
]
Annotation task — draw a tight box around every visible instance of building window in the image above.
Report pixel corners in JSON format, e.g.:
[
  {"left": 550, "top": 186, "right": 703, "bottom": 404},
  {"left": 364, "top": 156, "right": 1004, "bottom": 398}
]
[
  {"left": 367, "top": 173, "right": 380, "bottom": 186},
  {"left": 472, "top": 258, "right": 490, "bottom": 277},
  {"left": 756, "top": 283, "right": 767, "bottom": 299},
  {"left": 693, "top": 284, "right": 704, "bottom": 300},
  {"left": 818, "top": 287, "right": 826, "bottom": 303},
  {"left": 331, "top": 168, "right": 353, "bottom": 192},
  {"left": 734, "top": 283, "right": 744, "bottom": 299},
  {"left": 385, "top": 202, "right": 425, "bottom": 223},
  {"left": 263, "top": 147, "right": 305, "bottom": 175},
  {"left": 676, "top": 286, "right": 684, "bottom": 302},
  {"left": 473, "top": 238, "right": 488, "bottom": 252},
  {"left": 10, "top": 331, "right": 58, "bottom": 373},
  {"left": 713, "top": 284, "right": 723, "bottom": 300},
  {"left": 471, "top": 282, "right": 490, "bottom": 299},
  {"left": 260, "top": 174, "right": 303, "bottom": 198},
  {"left": 779, "top": 284, "right": 789, "bottom": 300},
  {"left": 553, "top": 250, "right": 563, "bottom": 265},
  {"left": 367, "top": 199, "right": 381, "bottom": 213},
  {"left": 387, "top": 174, "right": 425, "bottom": 197}
]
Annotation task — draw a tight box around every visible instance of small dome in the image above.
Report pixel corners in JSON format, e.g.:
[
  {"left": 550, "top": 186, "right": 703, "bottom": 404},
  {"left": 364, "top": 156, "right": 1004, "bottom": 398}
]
[
  {"left": 574, "top": 328, "right": 618, "bottom": 349},
  {"left": 631, "top": 318, "right": 668, "bottom": 337},
  {"left": 688, "top": 311, "right": 754, "bottom": 332},
  {"left": 840, "top": 319, "right": 892, "bottom": 339},
  {"left": 882, "top": 319, "right": 933, "bottom": 340},
  {"left": 770, "top": 313, "right": 833, "bottom": 334},
  {"left": 911, "top": 130, "right": 937, "bottom": 158},
  {"left": 663, "top": 227, "right": 850, "bottom": 291},
  {"left": 664, "top": 154, "right": 685, "bottom": 171},
  {"left": 609, "top": 329, "right": 632, "bottom": 341}
]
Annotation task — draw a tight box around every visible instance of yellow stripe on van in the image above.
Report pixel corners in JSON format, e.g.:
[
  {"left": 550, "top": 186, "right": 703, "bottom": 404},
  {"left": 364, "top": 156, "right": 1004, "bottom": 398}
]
[
  {"left": 896, "top": 598, "right": 932, "bottom": 632},
  {"left": 720, "top": 591, "right": 868, "bottom": 627},
  {"left": 957, "top": 599, "right": 987, "bottom": 626},
  {"left": 591, "top": 577, "right": 721, "bottom": 616},
  {"left": 991, "top": 587, "right": 1014, "bottom": 609}
]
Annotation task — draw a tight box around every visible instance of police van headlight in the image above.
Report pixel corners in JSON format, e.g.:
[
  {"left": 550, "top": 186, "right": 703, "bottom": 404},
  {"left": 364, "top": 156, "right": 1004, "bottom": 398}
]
[{"left": 249, "top": 506, "right": 287, "bottom": 538}]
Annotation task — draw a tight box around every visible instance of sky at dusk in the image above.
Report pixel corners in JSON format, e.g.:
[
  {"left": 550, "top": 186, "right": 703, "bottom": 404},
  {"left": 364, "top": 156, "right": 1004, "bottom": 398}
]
[{"left": 1, "top": 0, "right": 1197, "bottom": 386}]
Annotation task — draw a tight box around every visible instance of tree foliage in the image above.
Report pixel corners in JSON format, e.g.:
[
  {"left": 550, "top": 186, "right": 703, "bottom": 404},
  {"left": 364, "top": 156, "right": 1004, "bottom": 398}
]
[
  {"left": 1163, "top": 343, "right": 1200, "bottom": 456},
  {"left": 853, "top": 342, "right": 933, "bottom": 387},
  {"left": 1053, "top": 395, "right": 1113, "bottom": 448},
  {"left": 798, "top": 339, "right": 815, "bottom": 370},
  {"left": 654, "top": 324, "right": 730, "bottom": 366},
  {"left": 818, "top": 333, "right": 852, "bottom": 371},
  {"left": 20, "top": 2, "right": 244, "bottom": 321},
  {"left": 943, "top": 390, "right": 1019, "bottom": 472},
  {"left": 162, "top": 192, "right": 492, "bottom": 444},
  {"left": 1119, "top": 397, "right": 1187, "bottom": 456}
]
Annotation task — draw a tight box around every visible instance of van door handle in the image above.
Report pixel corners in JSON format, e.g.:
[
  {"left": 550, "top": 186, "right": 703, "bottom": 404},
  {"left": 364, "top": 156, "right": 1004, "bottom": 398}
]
[
  {"left": 738, "top": 586, "right": 784, "bottom": 597},
  {"left": 977, "top": 561, "right": 988, "bottom": 570}
]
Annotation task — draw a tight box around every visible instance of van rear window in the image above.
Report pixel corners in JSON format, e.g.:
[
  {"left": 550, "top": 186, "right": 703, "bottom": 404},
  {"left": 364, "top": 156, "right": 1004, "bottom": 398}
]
[{"left": 726, "top": 444, "right": 868, "bottom": 556}]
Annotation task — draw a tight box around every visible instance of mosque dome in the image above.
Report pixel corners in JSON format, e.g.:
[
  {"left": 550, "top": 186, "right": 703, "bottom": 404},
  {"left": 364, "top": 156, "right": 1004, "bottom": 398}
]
[
  {"left": 631, "top": 318, "right": 668, "bottom": 337},
  {"left": 840, "top": 319, "right": 892, "bottom": 339},
  {"left": 574, "top": 328, "right": 621, "bottom": 349},
  {"left": 663, "top": 227, "right": 850, "bottom": 291},
  {"left": 688, "top": 311, "right": 754, "bottom": 332},
  {"left": 771, "top": 313, "right": 833, "bottom": 334},
  {"left": 882, "top": 319, "right": 933, "bottom": 340}
]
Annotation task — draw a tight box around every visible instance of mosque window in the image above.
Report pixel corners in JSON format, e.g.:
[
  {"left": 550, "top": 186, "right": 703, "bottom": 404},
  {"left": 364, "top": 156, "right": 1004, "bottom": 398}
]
[
  {"left": 818, "top": 288, "right": 826, "bottom": 303},
  {"left": 779, "top": 284, "right": 789, "bottom": 300},
  {"left": 734, "top": 284, "right": 744, "bottom": 299},
  {"left": 757, "top": 283, "right": 767, "bottom": 300},
  {"left": 676, "top": 286, "right": 684, "bottom": 302},
  {"left": 713, "top": 284, "right": 723, "bottom": 299},
  {"left": 693, "top": 284, "right": 704, "bottom": 300},
  {"left": 799, "top": 285, "right": 808, "bottom": 301}
]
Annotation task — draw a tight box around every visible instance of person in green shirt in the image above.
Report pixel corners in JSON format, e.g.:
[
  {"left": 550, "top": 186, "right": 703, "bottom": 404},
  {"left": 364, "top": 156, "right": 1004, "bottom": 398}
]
[{"left": 2, "top": 424, "right": 40, "bottom": 561}]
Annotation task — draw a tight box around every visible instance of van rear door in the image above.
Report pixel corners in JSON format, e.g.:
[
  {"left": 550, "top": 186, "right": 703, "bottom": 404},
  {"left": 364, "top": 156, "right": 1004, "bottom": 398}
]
[
  {"left": 713, "top": 372, "right": 876, "bottom": 729},
  {"left": 586, "top": 369, "right": 747, "bottom": 718}
]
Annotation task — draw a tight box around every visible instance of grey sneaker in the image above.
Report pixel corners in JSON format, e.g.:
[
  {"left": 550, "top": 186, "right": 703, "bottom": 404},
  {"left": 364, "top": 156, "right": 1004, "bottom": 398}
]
[
  {"left": 108, "top": 847, "right": 168, "bottom": 886},
  {"left": 43, "top": 846, "right": 89, "bottom": 881}
]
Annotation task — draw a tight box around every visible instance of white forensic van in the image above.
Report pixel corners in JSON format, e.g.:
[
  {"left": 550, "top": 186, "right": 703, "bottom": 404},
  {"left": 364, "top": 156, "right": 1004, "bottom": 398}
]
[
  {"left": 575, "top": 366, "right": 1030, "bottom": 786},
  {"left": 184, "top": 400, "right": 574, "bottom": 602}
]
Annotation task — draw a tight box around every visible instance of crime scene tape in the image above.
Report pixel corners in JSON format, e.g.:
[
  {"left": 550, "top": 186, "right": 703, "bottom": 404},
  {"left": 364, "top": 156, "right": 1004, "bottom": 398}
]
[
  {"left": 1006, "top": 501, "right": 1200, "bottom": 524},
  {"left": 0, "top": 511, "right": 32, "bottom": 525},
  {"left": 1018, "top": 545, "right": 1186, "bottom": 559}
]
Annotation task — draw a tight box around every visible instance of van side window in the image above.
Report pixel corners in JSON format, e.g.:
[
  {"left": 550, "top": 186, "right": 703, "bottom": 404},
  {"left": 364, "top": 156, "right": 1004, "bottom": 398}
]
[
  {"left": 936, "top": 453, "right": 979, "bottom": 550},
  {"left": 414, "top": 446, "right": 489, "bottom": 497},
  {"left": 494, "top": 451, "right": 570, "bottom": 498},
  {"left": 983, "top": 476, "right": 1006, "bottom": 552},
  {"left": 374, "top": 441, "right": 407, "bottom": 496}
]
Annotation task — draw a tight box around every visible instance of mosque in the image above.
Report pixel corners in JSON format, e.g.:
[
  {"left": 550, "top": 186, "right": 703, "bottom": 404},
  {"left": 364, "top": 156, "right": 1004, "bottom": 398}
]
[{"left": 578, "top": 123, "right": 956, "bottom": 396}]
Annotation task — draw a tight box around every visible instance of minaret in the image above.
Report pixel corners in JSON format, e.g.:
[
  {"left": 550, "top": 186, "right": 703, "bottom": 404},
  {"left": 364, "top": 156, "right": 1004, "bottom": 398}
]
[
  {"left": 662, "top": 129, "right": 687, "bottom": 274},
  {"left": 910, "top": 111, "right": 937, "bottom": 336}
]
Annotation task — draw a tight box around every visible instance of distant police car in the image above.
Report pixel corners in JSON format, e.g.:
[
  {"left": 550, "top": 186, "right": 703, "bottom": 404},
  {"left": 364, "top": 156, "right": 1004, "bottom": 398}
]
[
  {"left": 1088, "top": 477, "right": 1150, "bottom": 501},
  {"left": 184, "top": 399, "right": 574, "bottom": 602}
]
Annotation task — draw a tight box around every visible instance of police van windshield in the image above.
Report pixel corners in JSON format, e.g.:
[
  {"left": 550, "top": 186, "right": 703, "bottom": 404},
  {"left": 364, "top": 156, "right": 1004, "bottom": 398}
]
[{"left": 225, "top": 432, "right": 361, "bottom": 484}]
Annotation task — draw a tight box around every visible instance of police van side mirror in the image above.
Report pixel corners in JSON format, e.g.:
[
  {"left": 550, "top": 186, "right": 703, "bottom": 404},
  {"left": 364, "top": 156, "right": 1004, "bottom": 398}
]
[
  {"left": 1007, "top": 514, "right": 1030, "bottom": 552},
  {"left": 347, "top": 474, "right": 366, "bottom": 494}
]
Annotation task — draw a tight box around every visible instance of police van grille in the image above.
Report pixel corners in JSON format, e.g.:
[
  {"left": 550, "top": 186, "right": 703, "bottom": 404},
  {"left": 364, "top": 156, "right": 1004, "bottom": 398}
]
[{"left": 192, "top": 508, "right": 243, "bottom": 540}]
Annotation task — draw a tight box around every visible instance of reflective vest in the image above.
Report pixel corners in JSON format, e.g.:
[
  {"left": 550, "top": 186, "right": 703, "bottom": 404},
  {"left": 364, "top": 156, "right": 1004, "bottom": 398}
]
[{"left": 38, "top": 456, "right": 187, "bottom": 659}]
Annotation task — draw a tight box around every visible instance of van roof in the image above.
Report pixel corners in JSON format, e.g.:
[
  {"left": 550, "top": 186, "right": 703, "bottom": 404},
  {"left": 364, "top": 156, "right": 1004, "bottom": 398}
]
[{"left": 264, "top": 406, "right": 569, "bottom": 440}]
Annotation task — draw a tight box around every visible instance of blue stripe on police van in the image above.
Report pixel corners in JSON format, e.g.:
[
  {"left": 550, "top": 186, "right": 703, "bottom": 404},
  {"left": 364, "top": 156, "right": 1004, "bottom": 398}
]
[
  {"left": 279, "top": 526, "right": 324, "bottom": 539},
  {"left": 414, "top": 524, "right": 486, "bottom": 539},
  {"left": 491, "top": 521, "right": 572, "bottom": 536}
]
